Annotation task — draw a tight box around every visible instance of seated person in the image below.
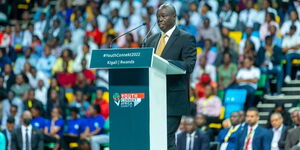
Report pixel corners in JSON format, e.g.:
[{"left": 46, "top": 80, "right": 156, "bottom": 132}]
[
  {"left": 177, "top": 116, "right": 210, "bottom": 150},
  {"left": 70, "top": 90, "right": 90, "bottom": 117},
  {"left": 229, "top": 57, "right": 260, "bottom": 109},
  {"left": 282, "top": 25, "right": 300, "bottom": 83},
  {"left": 255, "top": 35, "right": 283, "bottom": 95},
  {"left": 44, "top": 107, "right": 64, "bottom": 149},
  {"left": 217, "top": 112, "right": 243, "bottom": 150},
  {"left": 191, "top": 55, "right": 216, "bottom": 87},
  {"left": 31, "top": 105, "right": 47, "bottom": 130},
  {"left": 195, "top": 74, "right": 217, "bottom": 99},
  {"left": 62, "top": 107, "right": 83, "bottom": 149},
  {"left": 93, "top": 88, "right": 109, "bottom": 119},
  {"left": 80, "top": 104, "right": 105, "bottom": 140},
  {"left": 217, "top": 52, "right": 238, "bottom": 90},
  {"left": 197, "top": 85, "right": 222, "bottom": 118},
  {"left": 195, "top": 113, "right": 214, "bottom": 141}
]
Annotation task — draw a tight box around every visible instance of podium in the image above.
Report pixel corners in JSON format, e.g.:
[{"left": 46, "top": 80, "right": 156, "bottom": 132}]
[{"left": 90, "top": 48, "right": 185, "bottom": 150}]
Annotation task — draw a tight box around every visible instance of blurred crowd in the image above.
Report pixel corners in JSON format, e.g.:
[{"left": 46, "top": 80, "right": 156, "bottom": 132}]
[{"left": 0, "top": 0, "right": 300, "bottom": 149}]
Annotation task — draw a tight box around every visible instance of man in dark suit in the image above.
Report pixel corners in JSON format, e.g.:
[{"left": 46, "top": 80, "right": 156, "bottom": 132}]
[
  {"left": 285, "top": 111, "right": 300, "bottom": 150},
  {"left": 270, "top": 113, "right": 289, "bottom": 150},
  {"left": 177, "top": 116, "right": 210, "bottom": 150},
  {"left": 144, "top": 4, "right": 196, "bottom": 150},
  {"left": 2, "top": 117, "right": 15, "bottom": 150},
  {"left": 11, "top": 110, "right": 44, "bottom": 150},
  {"left": 217, "top": 112, "right": 243, "bottom": 150},
  {"left": 237, "top": 107, "right": 273, "bottom": 150}
]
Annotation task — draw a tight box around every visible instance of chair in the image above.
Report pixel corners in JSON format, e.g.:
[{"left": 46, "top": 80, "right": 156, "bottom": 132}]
[
  {"left": 224, "top": 89, "right": 247, "bottom": 118},
  {"left": 255, "top": 73, "right": 267, "bottom": 96}
]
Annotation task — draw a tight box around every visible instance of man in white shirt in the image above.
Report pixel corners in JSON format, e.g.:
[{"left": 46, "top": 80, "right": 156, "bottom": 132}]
[
  {"left": 11, "top": 111, "right": 44, "bottom": 150},
  {"left": 270, "top": 113, "right": 286, "bottom": 150},
  {"left": 280, "top": 10, "right": 300, "bottom": 36},
  {"left": 282, "top": 25, "right": 300, "bottom": 83},
  {"left": 219, "top": 2, "right": 238, "bottom": 30},
  {"left": 231, "top": 57, "right": 260, "bottom": 109},
  {"left": 239, "top": 1, "right": 258, "bottom": 31},
  {"left": 34, "top": 13, "right": 47, "bottom": 41},
  {"left": 256, "top": 0, "right": 278, "bottom": 26}
]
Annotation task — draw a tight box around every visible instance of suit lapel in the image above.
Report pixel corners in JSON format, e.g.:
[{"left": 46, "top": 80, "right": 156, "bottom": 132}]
[
  {"left": 193, "top": 131, "right": 199, "bottom": 150},
  {"left": 161, "top": 28, "right": 180, "bottom": 57},
  {"left": 182, "top": 133, "right": 187, "bottom": 149},
  {"left": 18, "top": 128, "right": 23, "bottom": 149},
  {"left": 152, "top": 34, "right": 161, "bottom": 53}
]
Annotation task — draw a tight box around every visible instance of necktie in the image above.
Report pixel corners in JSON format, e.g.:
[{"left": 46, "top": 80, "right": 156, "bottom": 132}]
[
  {"left": 189, "top": 134, "right": 192, "bottom": 150},
  {"left": 25, "top": 128, "right": 29, "bottom": 150},
  {"left": 156, "top": 33, "right": 168, "bottom": 56},
  {"left": 244, "top": 127, "right": 253, "bottom": 150}
]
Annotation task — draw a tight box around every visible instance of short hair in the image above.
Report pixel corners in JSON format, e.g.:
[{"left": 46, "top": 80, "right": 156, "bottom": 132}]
[
  {"left": 290, "top": 25, "right": 297, "bottom": 31},
  {"left": 271, "top": 112, "right": 283, "bottom": 119},
  {"left": 7, "top": 117, "right": 15, "bottom": 123},
  {"left": 247, "top": 107, "right": 259, "bottom": 115},
  {"left": 159, "top": 4, "right": 176, "bottom": 16},
  {"left": 70, "top": 107, "right": 79, "bottom": 114},
  {"left": 185, "top": 116, "right": 195, "bottom": 124},
  {"left": 10, "top": 104, "right": 18, "bottom": 110}
]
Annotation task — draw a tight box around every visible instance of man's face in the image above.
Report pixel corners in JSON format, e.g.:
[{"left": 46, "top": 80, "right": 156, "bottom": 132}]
[
  {"left": 246, "top": 110, "right": 259, "bottom": 126},
  {"left": 195, "top": 114, "right": 206, "bottom": 127},
  {"left": 239, "top": 111, "right": 246, "bottom": 123},
  {"left": 185, "top": 121, "right": 195, "bottom": 133},
  {"left": 291, "top": 111, "right": 300, "bottom": 125},
  {"left": 7, "top": 122, "right": 15, "bottom": 132},
  {"left": 156, "top": 6, "right": 176, "bottom": 33},
  {"left": 230, "top": 112, "right": 240, "bottom": 126},
  {"left": 270, "top": 115, "right": 283, "bottom": 129}
]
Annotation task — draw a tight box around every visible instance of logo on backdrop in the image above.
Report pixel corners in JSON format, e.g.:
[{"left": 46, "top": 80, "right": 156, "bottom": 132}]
[{"left": 113, "top": 93, "right": 145, "bottom": 108}]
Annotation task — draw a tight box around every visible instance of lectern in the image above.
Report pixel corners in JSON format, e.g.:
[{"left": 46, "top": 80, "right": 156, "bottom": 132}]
[{"left": 90, "top": 48, "right": 185, "bottom": 150}]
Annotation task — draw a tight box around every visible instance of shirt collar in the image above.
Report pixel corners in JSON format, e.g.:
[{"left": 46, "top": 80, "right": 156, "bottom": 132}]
[
  {"left": 162, "top": 25, "right": 176, "bottom": 38},
  {"left": 22, "top": 125, "right": 32, "bottom": 131},
  {"left": 248, "top": 123, "right": 258, "bottom": 130},
  {"left": 273, "top": 124, "right": 283, "bottom": 132}
]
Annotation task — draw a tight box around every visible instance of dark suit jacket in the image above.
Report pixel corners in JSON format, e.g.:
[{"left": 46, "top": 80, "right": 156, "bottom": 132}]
[
  {"left": 285, "top": 127, "right": 300, "bottom": 150},
  {"left": 217, "top": 125, "right": 243, "bottom": 150},
  {"left": 145, "top": 27, "right": 196, "bottom": 115},
  {"left": 11, "top": 126, "right": 44, "bottom": 150},
  {"left": 255, "top": 45, "right": 283, "bottom": 67},
  {"left": 276, "top": 125, "right": 290, "bottom": 150},
  {"left": 237, "top": 125, "right": 273, "bottom": 150},
  {"left": 177, "top": 130, "right": 210, "bottom": 150}
]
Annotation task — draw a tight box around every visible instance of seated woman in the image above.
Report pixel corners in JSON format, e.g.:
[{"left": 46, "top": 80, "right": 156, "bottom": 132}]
[
  {"left": 217, "top": 52, "right": 238, "bottom": 90},
  {"left": 197, "top": 84, "right": 222, "bottom": 118},
  {"left": 44, "top": 107, "right": 64, "bottom": 150}
]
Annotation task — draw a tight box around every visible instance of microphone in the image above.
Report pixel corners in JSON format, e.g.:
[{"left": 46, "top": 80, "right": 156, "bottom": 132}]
[
  {"left": 141, "top": 22, "right": 157, "bottom": 47},
  {"left": 110, "top": 22, "right": 146, "bottom": 48}
]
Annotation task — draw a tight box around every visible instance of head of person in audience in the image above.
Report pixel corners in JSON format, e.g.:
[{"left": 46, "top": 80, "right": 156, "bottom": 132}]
[
  {"left": 88, "top": 104, "right": 101, "bottom": 117},
  {"left": 21, "top": 110, "right": 32, "bottom": 127},
  {"left": 79, "top": 140, "right": 91, "bottom": 150},
  {"left": 230, "top": 112, "right": 240, "bottom": 127},
  {"left": 246, "top": 0, "right": 253, "bottom": 10},
  {"left": 223, "top": 52, "right": 231, "bottom": 66},
  {"left": 31, "top": 105, "right": 42, "bottom": 118},
  {"left": 96, "top": 88, "right": 104, "bottom": 100},
  {"left": 49, "top": 89, "right": 59, "bottom": 102},
  {"left": 70, "top": 107, "right": 79, "bottom": 120},
  {"left": 189, "top": 2, "right": 198, "bottom": 12},
  {"left": 185, "top": 116, "right": 196, "bottom": 134},
  {"left": 53, "top": 19, "right": 61, "bottom": 29},
  {"left": 244, "top": 39, "right": 255, "bottom": 53},
  {"left": 245, "top": 27, "right": 253, "bottom": 38},
  {"left": 82, "top": 43, "right": 90, "bottom": 54},
  {"left": 265, "top": 35, "right": 273, "bottom": 47},
  {"left": 291, "top": 109, "right": 300, "bottom": 126},
  {"left": 51, "top": 107, "right": 61, "bottom": 119},
  {"left": 43, "top": 44, "right": 52, "bottom": 57},
  {"left": 156, "top": 4, "right": 176, "bottom": 33},
  {"left": 273, "top": 103, "right": 286, "bottom": 114},
  {"left": 122, "top": 17, "right": 130, "bottom": 28},
  {"left": 15, "top": 74, "right": 25, "bottom": 85},
  {"left": 5, "top": 24, "right": 11, "bottom": 34},
  {"left": 200, "top": 74, "right": 211, "bottom": 86},
  {"left": 75, "top": 90, "right": 84, "bottom": 103},
  {"left": 288, "top": 25, "right": 297, "bottom": 36},
  {"left": 270, "top": 113, "right": 283, "bottom": 129},
  {"left": 6, "top": 117, "right": 15, "bottom": 132},
  {"left": 222, "top": 37, "right": 230, "bottom": 51},
  {"left": 81, "top": 59, "right": 88, "bottom": 70},
  {"left": 0, "top": 48, "right": 4, "bottom": 59},
  {"left": 37, "top": 79, "right": 44, "bottom": 89},
  {"left": 4, "top": 63, "right": 13, "bottom": 75},
  {"left": 182, "top": 12, "right": 190, "bottom": 24},
  {"left": 201, "top": 3, "right": 211, "bottom": 15},
  {"left": 199, "top": 55, "right": 207, "bottom": 68},
  {"left": 195, "top": 113, "right": 207, "bottom": 128},
  {"left": 265, "top": 12, "right": 275, "bottom": 23},
  {"left": 289, "top": 10, "right": 299, "bottom": 22},
  {"left": 24, "top": 62, "right": 32, "bottom": 74},
  {"left": 178, "top": 116, "right": 187, "bottom": 133},
  {"left": 27, "top": 89, "right": 36, "bottom": 100},
  {"left": 14, "top": 23, "right": 21, "bottom": 33},
  {"left": 204, "top": 84, "right": 214, "bottom": 98},
  {"left": 239, "top": 110, "right": 246, "bottom": 124},
  {"left": 204, "top": 39, "right": 212, "bottom": 51},
  {"left": 263, "top": 0, "right": 272, "bottom": 9},
  {"left": 50, "top": 78, "right": 59, "bottom": 88},
  {"left": 61, "top": 49, "right": 73, "bottom": 61},
  {"left": 9, "top": 104, "right": 18, "bottom": 117},
  {"left": 246, "top": 107, "right": 260, "bottom": 127},
  {"left": 125, "top": 33, "right": 135, "bottom": 44},
  {"left": 222, "top": 119, "right": 231, "bottom": 129},
  {"left": 223, "top": 2, "right": 232, "bottom": 12},
  {"left": 23, "top": 47, "right": 33, "bottom": 58},
  {"left": 76, "top": 72, "right": 86, "bottom": 85},
  {"left": 243, "top": 57, "right": 254, "bottom": 69},
  {"left": 7, "top": 91, "right": 15, "bottom": 101},
  {"left": 269, "top": 24, "right": 277, "bottom": 37},
  {"left": 203, "top": 18, "right": 210, "bottom": 29}
]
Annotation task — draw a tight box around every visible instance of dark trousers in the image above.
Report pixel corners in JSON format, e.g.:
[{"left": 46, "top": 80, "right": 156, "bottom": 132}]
[
  {"left": 260, "top": 66, "right": 283, "bottom": 93},
  {"left": 168, "top": 116, "right": 182, "bottom": 150},
  {"left": 286, "top": 53, "right": 300, "bottom": 77}
]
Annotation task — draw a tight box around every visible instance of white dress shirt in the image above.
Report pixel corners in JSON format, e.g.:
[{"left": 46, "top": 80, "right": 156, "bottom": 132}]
[
  {"left": 271, "top": 125, "right": 283, "bottom": 150},
  {"left": 21, "top": 125, "right": 32, "bottom": 150},
  {"left": 244, "top": 124, "right": 258, "bottom": 150},
  {"left": 239, "top": 9, "right": 258, "bottom": 28},
  {"left": 186, "top": 131, "right": 196, "bottom": 150},
  {"left": 281, "top": 20, "right": 300, "bottom": 36},
  {"left": 282, "top": 33, "right": 300, "bottom": 54},
  {"left": 162, "top": 25, "right": 176, "bottom": 44},
  {"left": 219, "top": 10, "right": 238, "bottom": 30},
  {"left": 236, "top": 66, "right": 260, "bottom": 89}
]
